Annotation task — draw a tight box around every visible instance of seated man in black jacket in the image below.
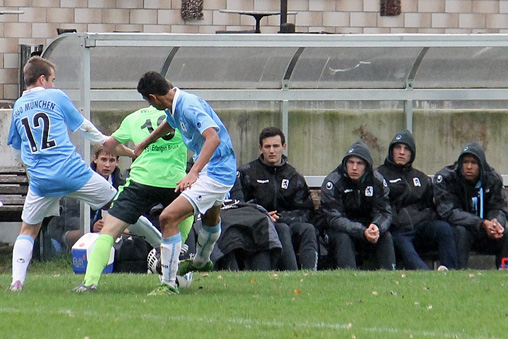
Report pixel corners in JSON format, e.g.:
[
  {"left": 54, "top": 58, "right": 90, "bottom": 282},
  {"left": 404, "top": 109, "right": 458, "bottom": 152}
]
[
  {"left": 434, "top": 141, "right": 508, "bottom": 269},
  {"left": 377, "top": 130, "right": 458, "bottom": 270},
  {"left": 230, "top": 127, "right": 318, "bottom": 270},
  {"left": 319, "top": 140, "right": 395, "bottom": 270}
]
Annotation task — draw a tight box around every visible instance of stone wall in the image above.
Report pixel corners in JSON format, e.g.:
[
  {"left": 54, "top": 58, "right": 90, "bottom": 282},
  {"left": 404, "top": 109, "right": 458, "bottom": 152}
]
[{"left": 2, "top": 0, "right": 508, "bottom": 102}]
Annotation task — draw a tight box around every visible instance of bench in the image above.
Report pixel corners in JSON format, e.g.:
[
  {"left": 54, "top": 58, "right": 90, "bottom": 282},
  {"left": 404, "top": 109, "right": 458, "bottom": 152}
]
[
  {"left": 0, "top": 166, "right": 28, "bottom": 222},
  {"left": 0, "top": 166, "right": 52, "bottom": 260}
]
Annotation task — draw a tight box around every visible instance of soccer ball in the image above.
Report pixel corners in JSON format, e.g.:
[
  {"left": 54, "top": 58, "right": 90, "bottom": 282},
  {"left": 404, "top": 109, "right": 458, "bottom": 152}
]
[
  {"left": 176, "top": 272, "right": 193, "bottom": 288},
  {"left": 147, "top": 248, "right": 160, "bottom": 274}
]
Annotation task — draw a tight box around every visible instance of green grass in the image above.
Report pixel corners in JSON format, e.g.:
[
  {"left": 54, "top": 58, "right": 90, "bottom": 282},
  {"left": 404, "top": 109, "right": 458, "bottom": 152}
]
[{"left": 1, "top": 256, "right": 508, "bottom": 338}]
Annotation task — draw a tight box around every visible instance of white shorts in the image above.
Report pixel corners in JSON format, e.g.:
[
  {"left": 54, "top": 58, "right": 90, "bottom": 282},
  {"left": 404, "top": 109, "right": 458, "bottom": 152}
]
[
  {"left": 22, "top": 172, "right": 117, "bottom": 225},
  {"left": 181, "top": 174, "right": 232, "bottom": 215}
]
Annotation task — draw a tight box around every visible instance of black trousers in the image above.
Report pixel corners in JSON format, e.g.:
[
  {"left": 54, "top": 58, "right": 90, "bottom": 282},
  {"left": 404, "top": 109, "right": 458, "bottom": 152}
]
[
  {"left": 327, "top": 229, "right": 396, "bottom": 270},
  {"left": 453, "top": 225, "right": 508, "bottom": 269},
  {"left": 276, "top": 222, "right": 318, "bottom": 270}
]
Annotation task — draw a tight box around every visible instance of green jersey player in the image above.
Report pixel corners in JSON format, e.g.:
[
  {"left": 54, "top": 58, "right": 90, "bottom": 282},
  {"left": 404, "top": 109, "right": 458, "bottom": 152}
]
[{"left": 73, "top": 106, "right": 193, "bottom": 292}]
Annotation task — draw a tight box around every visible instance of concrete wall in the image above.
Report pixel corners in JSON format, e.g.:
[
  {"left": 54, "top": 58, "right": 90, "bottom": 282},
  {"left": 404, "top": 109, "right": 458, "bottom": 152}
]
[
  {"left": 2, "top": 0, "right": 508, "bottom": 102},
  {"left": 74, "top": 107, "right": 508, "bottom": 178}
]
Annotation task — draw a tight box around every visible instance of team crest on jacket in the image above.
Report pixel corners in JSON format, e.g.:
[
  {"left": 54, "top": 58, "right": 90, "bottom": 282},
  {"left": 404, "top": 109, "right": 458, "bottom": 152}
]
[
  {"left": 413, "top": 177, "right": 421, "bottom": 187},
  {"left": 281, "top": 179, "right": 289, "bottom": 189},
  {"left": 365, "top": 186, "right": 373, "bottom": 196}
]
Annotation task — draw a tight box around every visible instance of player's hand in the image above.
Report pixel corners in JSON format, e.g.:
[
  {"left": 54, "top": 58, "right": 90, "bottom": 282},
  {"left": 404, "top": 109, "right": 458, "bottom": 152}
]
[
  {"left": 268, "top": 211, "right": 279, "bottom": 223},
  {"left": 133, "top": 140, "right": 150, "bottom": 160},
  {"left": 482, "top": 219, "right": 503, "bottom": 239},
  {"left": 93, "top": 220, "right": 104, "bottom": 233},
  {"left": 175, "top": 172, "right": 198, "bottom": 192},
  {"left": 364, "top": 224, "right": 380, "bottom": 243}
]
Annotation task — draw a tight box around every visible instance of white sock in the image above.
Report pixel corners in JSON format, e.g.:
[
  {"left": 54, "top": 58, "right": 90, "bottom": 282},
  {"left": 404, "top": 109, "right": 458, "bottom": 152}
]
[
  {"left": 127, "top": 215, "right": 162, "bottom": 248},
  {"left": 160, "top": 233, "right": 181, "bottom": 288},
  {"left": 194, "top": 222, "right": 221, "bottom": 267},
  {"left": 12, "top": 235, "right": 35, "bottom": 285}
]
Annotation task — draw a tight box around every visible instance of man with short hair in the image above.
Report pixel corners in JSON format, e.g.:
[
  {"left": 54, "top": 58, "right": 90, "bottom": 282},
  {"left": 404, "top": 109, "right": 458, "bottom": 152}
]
[
  {"left": 377, "top": 130, "right": 458, "bottom": 270},
  {"left": 72, "top": 104, "right": 197, "bottom": 293},
  {"left": 79, "top": 71, "right": 236, "bottom": 296},
  {"left": 319, "top": 140, "right": 395, "bottom": 270},
  {"left": 6, "top": 56, "right": 133, "bottom": 291},
  {"left": 433, "top": 141, "right": 508, "bottom": 268},
  {"left": 230, "top": 127, "right": 318, "bottom": 270}
]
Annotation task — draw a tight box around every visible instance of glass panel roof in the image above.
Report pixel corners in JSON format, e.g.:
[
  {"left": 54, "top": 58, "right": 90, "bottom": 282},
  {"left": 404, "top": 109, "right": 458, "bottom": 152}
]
[
  {"left": 414, "top": 47, "right": 508, "bottom": 88},
  {"left": 166, "top": 47, "right": 297, "bottom": 89},
  {"left": 42, "top": 33, "right": 508, "bottom": 99},
  {"left": 44, "top": 35, "right": 81, "bottom": 90},
  {"left": 90, "top": 46, "right": 174, "bottom": 89},
  {"left": 290, "top": 47, "right": 422, "bottom": 89}
]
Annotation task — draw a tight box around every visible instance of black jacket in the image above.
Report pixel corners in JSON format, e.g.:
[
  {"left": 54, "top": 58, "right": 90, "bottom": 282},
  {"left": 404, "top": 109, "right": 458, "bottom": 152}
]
[
  {"left": 433, "top": 141, "right": 508, "bottom": 233},
  {"left": 377, "top": 129, "right": 436, "bottom": 232},
  {"left": 319, "top": 140, "right": 392, "bottom": 239},
  {"left": 230, "top": 154, "right": 314, "bottom": 225}
]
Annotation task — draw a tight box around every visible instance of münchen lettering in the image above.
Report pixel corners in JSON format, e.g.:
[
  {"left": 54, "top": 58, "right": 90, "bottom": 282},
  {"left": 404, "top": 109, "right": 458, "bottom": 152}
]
[{"left": 24, "top": 100, "right": 56, "bottom": 112}]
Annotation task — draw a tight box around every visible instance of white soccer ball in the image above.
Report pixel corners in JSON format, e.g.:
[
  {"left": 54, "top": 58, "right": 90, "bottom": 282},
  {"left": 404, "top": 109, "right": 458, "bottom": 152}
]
[
  {"left": 177, "top": 272, "right": 193, "bottom": 288},
  {"left": 147, "top": 248, "right": 159, "bottom": 274}
]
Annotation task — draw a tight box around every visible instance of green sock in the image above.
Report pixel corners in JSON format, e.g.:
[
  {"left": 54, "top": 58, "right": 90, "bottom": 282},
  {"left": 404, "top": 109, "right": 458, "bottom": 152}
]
[
  {"left": 178, "top": 216, "right": 194, "bottom": 243},
  {"left": 84, "top": 234, "right": 114, "bottom": 286}
]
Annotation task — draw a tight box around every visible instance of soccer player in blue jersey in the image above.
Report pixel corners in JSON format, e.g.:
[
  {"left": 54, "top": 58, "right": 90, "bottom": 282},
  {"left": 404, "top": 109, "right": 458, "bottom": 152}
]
[
  {"left": 6, "top": 57, "right": 139, "bottom": 291},
  {"left": 134, "top": 71, "right": 237, "bottom": 296}
]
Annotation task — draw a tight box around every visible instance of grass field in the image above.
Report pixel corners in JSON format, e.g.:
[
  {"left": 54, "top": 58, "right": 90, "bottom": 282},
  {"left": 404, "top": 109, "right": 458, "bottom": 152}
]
[{"left": 1, "top": 255, "right": 507, "bottom": 338}]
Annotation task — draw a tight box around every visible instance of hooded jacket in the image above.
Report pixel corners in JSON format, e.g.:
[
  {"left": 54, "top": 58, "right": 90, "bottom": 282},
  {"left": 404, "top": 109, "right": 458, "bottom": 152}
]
[
  {"left": 377, "top": 130, "right": 436, "bottom": 232},
  {"left": 319, "top": 140, "right": 392, "bottom": 239},
  {"left": 433, "top": 141, "right": 508, "bottom": 233},
  {"left": 230, "top": 154, "right": 314, "bottom": 225}
]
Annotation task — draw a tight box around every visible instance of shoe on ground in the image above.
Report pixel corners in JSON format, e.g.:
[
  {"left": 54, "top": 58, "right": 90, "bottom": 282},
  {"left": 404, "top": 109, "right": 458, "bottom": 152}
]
[
  {"left": 177, "top": 258, "right": 213, "bottom": 276},
  {"left": 71, "top": 283, "right": 98, "bottom": 293},
  {"left": 147, "top": 283, "right": 179, "bottom": 296},
  {"left": 437, "top": 265, "right": 448, "bottom": 271},
  {"left": 9, "top": 280, "right": 23, "bottom": 292}
]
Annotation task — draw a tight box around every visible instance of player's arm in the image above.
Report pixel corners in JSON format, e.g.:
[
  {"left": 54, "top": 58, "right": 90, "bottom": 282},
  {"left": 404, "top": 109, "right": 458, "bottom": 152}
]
[
  {"left": 134, "top": 119, "right": 173, "bottom": 158},
  {"left": 176, "top": 127, "right": 220, "bottom": 192},
  {"left": 103, "top": 136, "right": 135, "bottom": 158},
  {"left": 77, "top": 118, "right": 108, "bottom": 145}
]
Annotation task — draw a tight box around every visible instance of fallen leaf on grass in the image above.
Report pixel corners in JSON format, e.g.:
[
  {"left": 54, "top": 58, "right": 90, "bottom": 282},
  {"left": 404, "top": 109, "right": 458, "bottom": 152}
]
[
  {"left": 347, "top": 323, "right": 352, "bottom": 329},
  {"left": 401, "top": 274, "right": 406, "bottom": 278},
  {"left": 217, "top": 275, "right": 223, "bottom": 279},
  {"left": 372, "top": 291, "right": 378, "bottom": 296},
  {"left": 201, "top": 273, "right": 210, "bottom": 278},
  {"left": 390, "top": 290, "right": 398, "bottom": 296},
  {"left": 251, "top": 279, "right": 256, "bottom": 283},
  {"left": 469, "top": 273, "right": 475, "bottom": 279},
  {"left": 427, "top": 305, "right": 433, "bottom": 310},
  {"left": 272, "top": 273, "right": 279, "bottom": 278},
  {"left": 293, "top": 289, "right": 301, "bottom": 295}
]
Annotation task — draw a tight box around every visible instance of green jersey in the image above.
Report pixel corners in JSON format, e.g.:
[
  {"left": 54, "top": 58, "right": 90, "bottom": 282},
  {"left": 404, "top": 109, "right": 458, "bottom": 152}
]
[{"left": 112, "top": 106, "right": 187, "bottom": 188}]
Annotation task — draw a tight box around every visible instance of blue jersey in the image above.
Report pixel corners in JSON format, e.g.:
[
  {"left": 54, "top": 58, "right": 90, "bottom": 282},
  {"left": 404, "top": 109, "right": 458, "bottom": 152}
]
[
  {"left": 7, "top": 87, "right": 93, "bottom": 197},
  {"left": 165, "top": 89, "right": 236, "bottom": 185}
]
